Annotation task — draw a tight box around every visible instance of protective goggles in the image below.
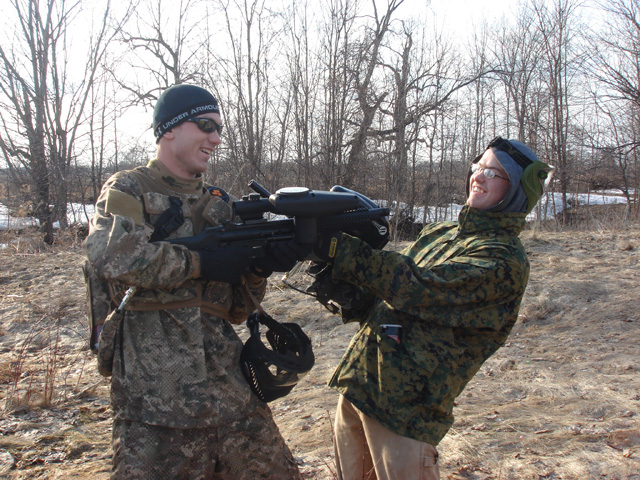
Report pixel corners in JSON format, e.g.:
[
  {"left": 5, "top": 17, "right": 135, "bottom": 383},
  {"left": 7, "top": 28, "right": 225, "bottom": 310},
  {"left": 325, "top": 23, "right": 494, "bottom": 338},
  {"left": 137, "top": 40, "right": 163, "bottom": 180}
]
[
  {"left": 487, "top": 136, "right": 534, "bottom": 169},
  {"left": 185, "top": 117, "right": 223, "bottom": 136}
]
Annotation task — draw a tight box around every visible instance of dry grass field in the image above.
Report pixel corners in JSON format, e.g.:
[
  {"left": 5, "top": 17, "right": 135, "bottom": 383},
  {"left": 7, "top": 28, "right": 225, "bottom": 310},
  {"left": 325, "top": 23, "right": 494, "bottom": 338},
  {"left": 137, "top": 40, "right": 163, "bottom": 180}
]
[{"left": 0, "top": 219, "right": 638, "bottom": 479}]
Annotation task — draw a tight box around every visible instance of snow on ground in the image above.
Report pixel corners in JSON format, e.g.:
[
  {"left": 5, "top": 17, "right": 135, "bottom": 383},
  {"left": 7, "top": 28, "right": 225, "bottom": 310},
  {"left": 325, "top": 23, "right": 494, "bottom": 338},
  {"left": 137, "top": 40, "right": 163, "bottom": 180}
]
[
  {"left": 0, "top": 190, "right": 629, "bottom": 233},
  {"left": 384, "top": 191, "right": 630, "bottom": 224},
  {"left": 0, "top": 203, "right": 94, "bottom": 230}
]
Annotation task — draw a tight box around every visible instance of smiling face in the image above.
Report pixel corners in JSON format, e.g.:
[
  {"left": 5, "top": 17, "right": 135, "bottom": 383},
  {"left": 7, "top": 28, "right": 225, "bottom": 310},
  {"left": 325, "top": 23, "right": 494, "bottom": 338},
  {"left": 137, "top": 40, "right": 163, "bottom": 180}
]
[
  {"left": 467, "top": 149, "right": 512, "bottom": 211},
  {"left": 157, "top": 112, "right": 222, "bottom": 179}
]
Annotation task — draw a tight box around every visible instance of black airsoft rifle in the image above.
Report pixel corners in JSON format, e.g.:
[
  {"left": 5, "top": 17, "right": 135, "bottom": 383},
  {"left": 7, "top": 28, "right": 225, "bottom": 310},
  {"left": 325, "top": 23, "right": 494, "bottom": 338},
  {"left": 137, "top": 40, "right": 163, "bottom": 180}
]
[{"left": 169, "top": 180, "right": 390, "bottom": 260}]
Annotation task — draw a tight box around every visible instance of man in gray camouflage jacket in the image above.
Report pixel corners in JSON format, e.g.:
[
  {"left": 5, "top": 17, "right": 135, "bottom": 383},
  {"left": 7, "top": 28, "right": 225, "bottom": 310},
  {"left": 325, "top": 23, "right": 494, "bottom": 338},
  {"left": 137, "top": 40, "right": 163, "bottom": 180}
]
[
  {"left": 85, "top": 84, "right": 304, "bottom": 479},
  {"left": 314, "top": 138, "right": 554, "bottom": 480}
]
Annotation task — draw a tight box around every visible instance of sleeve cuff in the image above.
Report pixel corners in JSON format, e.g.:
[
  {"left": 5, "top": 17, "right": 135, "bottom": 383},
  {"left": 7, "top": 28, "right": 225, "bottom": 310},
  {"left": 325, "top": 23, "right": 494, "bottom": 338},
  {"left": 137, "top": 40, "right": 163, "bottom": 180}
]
[
  {"left": 331, "top": 234, "right": 363, "bottom": 277},
  {"left": 190, "top": 251, "right": 202, "bottom": 279}
]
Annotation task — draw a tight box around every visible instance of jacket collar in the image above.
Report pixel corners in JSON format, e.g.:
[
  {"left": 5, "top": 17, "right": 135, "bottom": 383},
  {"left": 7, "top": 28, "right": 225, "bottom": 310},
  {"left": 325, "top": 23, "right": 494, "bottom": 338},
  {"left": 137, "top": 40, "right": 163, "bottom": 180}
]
[
  {"left": 456, "top": 205, "right": 526, "bottom": 237},
  {"left": 147, "top": 159, "right": 204, "bottom": 194}
]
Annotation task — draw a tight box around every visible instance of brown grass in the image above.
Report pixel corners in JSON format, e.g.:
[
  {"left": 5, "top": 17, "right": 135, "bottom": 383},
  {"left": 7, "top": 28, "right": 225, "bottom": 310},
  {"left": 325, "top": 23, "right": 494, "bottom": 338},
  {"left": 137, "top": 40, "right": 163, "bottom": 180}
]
[{"left": 0, "top": 219, "right": 638, "bottom": 479}]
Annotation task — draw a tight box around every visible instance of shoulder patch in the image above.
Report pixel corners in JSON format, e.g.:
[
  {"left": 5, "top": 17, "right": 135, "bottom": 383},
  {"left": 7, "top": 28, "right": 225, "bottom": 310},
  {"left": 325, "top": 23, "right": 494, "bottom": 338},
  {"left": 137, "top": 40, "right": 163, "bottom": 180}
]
[
  {"left": 105, "top": 189, "right": 144, "bottom": 226},
  {"left": 206, "top": 186, "right": 230, "bottom": 203}
]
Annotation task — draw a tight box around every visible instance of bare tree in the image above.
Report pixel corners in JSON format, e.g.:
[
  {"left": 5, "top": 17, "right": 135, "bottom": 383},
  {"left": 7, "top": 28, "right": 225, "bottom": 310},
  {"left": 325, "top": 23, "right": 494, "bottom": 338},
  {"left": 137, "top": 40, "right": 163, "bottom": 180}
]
[
  {"left": 0, "top": 0, "right": 131, "bottom": 242},
  {"left": 284, "top": 1, "right": 321, "bottom": 187},
  {"left": 587, "top": 0, "right": 640, "bottom": 215},
  {"left": 116, "top": 0, "right": 208, "bottom": 109},
  {"left": 492, "top": 7, "right": 544, "bottom": 143},
  {"left": 340, "top": 0, "right": 405, "bottom": 189},
  {"left": 591, "top": 0, "right": 640, "bottom": 109},
  {"left": 379, "top": 21, "right": 461, "bottom": 226},
  {"left": 208, "top": 0, "right": 283, "bottom": 190},
  {"left": 384, "top": 24, "right": 414, "bottom": 221},
  {"left": 531, "top": 0, "right": 583, "bottom": 225},
  {"left": 313, "top": 0, "right": 359, "bottom": 189}
]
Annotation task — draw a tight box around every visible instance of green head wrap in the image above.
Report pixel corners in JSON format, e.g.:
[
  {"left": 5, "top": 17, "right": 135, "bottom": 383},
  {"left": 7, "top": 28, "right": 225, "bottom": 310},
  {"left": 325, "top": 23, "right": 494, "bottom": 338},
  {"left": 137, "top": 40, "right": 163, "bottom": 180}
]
[{"left": 521, "top": 159, "right": 554, "bottom": 214}]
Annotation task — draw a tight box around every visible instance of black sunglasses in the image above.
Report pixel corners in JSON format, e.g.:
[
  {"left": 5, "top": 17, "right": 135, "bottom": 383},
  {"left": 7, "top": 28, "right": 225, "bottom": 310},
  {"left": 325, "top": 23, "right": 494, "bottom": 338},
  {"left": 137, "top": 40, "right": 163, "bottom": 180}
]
[
  {"left": 487, "top": 137, "right": 533, "bottom": 169},
  {"left": 185, "top": 117, "right": 223, "bottom": 136}
]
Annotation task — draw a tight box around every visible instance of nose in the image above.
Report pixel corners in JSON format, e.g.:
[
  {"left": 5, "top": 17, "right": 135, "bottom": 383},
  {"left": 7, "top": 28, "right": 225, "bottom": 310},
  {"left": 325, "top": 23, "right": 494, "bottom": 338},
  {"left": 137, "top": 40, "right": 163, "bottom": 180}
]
[
  {"left": 472, "top": 169, "right": 486, "bottom": 182},
  {"left": 209, "top": 130, "right": 222, "bottom": 145}
]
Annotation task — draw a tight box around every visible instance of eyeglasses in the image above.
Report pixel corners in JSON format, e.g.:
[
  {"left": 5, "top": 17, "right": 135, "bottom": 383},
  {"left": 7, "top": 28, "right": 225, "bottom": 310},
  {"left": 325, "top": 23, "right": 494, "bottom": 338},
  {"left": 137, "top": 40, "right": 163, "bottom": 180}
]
[
  {"left": 470, "top": 163, "right": 510, "bottom": 181},
  {"left": 185, "top": 117, "right": 223, "bottom": 136}
]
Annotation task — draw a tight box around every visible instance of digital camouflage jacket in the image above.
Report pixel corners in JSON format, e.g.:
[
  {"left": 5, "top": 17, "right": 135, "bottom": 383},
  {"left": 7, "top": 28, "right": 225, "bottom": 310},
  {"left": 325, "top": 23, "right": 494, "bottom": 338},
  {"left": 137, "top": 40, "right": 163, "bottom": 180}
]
[
  {"left": 328, "top": 205, "right": 530, "bottom": 446},
  {"left": 84, "top": 159, "right": 266, "bottom": 428}
]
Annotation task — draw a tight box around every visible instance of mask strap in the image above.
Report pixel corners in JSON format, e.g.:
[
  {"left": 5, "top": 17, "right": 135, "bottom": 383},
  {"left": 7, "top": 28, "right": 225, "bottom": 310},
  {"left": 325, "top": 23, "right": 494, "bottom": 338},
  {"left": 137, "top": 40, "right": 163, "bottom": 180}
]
[{"left": 487, "top": 137, "right": 533, "bottom": 170}]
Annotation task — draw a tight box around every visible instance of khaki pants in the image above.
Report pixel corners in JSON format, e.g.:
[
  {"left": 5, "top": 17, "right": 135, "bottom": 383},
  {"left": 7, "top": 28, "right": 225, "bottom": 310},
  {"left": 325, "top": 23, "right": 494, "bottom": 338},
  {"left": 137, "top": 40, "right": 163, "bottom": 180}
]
[{"left": 333, "top": 395, "right": 440, "bottom": 480}]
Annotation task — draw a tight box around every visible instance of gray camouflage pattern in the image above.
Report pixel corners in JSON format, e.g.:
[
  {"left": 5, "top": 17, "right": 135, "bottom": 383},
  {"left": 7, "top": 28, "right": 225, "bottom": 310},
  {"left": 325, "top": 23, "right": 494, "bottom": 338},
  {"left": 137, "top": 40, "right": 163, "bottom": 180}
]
[
  {"left": 112, "top": 399, "right": 301, "bottom": 479},
  {"left": 328, "top": 205, "right": 530, "bottom": 446},
  {"left": 84, "top": 160, "right": 298, "bottom": 477}
]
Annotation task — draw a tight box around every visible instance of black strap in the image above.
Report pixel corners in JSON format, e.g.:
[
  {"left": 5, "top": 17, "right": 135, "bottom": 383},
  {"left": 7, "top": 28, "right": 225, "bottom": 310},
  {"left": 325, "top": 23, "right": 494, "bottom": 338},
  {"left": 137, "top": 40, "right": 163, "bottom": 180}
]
[
  {"left": 149, "top": 196, "right": 185, "bottom": 242},
  {"left": 487, "top": 136, "right": 534, "bottom": 170}
]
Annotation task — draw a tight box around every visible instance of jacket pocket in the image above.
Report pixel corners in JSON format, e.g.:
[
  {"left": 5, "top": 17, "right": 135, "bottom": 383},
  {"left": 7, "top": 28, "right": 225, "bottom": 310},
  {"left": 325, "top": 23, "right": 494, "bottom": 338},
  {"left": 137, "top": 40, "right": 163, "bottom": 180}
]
[{"left": 96, "top": 308, "right": 124, "bottom": 377}]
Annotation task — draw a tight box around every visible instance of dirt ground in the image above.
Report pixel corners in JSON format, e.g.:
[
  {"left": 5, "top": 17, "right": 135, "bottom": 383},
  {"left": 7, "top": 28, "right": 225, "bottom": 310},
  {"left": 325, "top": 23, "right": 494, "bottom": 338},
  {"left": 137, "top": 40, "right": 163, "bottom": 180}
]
[{"left": 0, "top": 224, "right": 638, "bottom": 479}]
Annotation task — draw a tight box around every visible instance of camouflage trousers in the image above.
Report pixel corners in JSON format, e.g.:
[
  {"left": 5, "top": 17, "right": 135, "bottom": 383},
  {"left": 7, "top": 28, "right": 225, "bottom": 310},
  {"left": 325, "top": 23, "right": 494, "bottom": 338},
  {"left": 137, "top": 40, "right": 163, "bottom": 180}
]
[
  {"left": 333, "top": 395, "right": 440, "bottom": 480},
  {"left": 112, "top": 407, "right": 301, "bottom": 480}
]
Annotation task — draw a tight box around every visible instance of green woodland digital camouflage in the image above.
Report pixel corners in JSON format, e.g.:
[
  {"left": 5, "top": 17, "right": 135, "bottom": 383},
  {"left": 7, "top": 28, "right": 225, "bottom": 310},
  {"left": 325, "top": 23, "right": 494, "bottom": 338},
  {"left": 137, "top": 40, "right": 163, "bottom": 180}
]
[{"left": 328, "top": 205, "right": 530, "bottom": 446}]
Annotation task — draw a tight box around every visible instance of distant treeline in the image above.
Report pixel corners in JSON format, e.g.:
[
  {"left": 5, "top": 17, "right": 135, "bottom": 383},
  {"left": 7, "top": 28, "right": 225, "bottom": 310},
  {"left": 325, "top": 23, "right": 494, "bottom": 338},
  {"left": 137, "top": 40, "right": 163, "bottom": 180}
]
[{"left": 1, "top": 0, "right": 639, "bottom": 243}]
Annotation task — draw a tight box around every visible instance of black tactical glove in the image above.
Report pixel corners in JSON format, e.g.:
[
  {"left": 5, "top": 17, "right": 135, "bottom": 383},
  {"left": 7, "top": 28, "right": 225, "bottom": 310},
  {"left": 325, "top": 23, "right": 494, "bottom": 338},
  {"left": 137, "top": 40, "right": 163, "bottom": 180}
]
[
  {"left": 251, "top": 240, "right": 312, "bottom": 278},
  {"left": 306, "top": 262, "right": 372, "bottom": 321},
  {"left": 314, "top": 231, "right": 342, "bottom": 262},
  {"left": 197, "top": 247, "right": 255, "bottom": 284}
]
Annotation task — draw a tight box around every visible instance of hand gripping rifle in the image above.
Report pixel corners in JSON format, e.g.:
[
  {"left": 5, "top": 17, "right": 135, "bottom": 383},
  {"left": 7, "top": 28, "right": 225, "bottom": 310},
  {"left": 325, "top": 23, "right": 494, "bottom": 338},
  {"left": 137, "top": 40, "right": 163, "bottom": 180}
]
[{"left": 169, "top": 180, "right": 390, "bottom": 261}]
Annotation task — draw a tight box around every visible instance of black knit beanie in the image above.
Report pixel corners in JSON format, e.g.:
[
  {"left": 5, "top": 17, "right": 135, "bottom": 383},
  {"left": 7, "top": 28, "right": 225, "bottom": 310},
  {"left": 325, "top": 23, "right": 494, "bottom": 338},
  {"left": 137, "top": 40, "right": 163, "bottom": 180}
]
[{"left": 153, "top": 84, "right": 220, "bottom": 141}]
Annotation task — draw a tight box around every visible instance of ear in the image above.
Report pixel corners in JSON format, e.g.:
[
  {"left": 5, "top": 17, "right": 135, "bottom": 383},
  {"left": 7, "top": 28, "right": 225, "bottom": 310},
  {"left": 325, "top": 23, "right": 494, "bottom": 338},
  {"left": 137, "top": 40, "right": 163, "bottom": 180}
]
[{"left": 162, "top": 129, "right": 176, "bottom": 140}]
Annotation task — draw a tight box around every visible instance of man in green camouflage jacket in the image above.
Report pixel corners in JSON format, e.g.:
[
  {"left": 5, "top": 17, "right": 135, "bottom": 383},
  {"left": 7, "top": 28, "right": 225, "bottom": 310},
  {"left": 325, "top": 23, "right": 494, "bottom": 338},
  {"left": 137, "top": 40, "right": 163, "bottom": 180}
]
[
  {"left": 85, "top": 84, "right": 305, "bottom": 479},
  {"left": 314, "top": 138, "right": 553, "bottom": 480}
]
